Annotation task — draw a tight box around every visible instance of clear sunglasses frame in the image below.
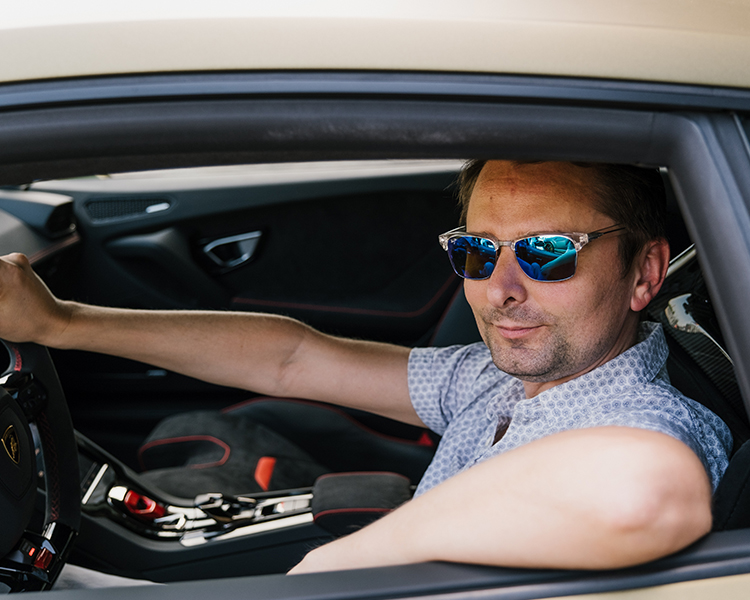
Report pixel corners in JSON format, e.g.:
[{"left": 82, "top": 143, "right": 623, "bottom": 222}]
[{"left": 438, "top": 224, "right": 626, "bottom": 281}]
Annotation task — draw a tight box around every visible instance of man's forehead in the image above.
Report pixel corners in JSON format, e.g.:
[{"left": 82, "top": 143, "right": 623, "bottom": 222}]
[
  {"left": 474, "top": 160, "right": 599, "bottom": 196},
  {"left": 467, "top": 161, "right": 609, "bottom": 234}
]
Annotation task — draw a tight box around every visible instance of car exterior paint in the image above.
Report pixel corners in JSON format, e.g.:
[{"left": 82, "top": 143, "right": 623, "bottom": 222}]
[{"left": 0, "top": 2, "right": 749, "bottom": 87}]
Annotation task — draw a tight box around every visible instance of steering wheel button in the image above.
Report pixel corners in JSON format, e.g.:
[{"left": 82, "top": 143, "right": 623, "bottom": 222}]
[{"left": 33, "top": 547, "right": 53, "bottom": 570}]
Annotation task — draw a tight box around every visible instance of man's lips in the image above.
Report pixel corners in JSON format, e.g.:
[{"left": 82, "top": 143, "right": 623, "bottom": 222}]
[{"left": 494, "top": 324, "right": 543, "bottom": 340}]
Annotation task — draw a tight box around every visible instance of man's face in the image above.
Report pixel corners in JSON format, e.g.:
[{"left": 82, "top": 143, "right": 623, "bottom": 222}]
[{"left": 463, "top": 161, "right": 640, "bottom": 394}]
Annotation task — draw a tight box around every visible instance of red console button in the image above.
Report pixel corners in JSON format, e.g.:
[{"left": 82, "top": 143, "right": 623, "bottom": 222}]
[{"left": 123, "top": 490, "right": 166, "bottom": 521}]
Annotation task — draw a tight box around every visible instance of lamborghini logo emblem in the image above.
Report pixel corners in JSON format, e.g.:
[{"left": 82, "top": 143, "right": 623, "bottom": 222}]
[{"left": 2, "top": 425, "right": 19, "bottom": 465}]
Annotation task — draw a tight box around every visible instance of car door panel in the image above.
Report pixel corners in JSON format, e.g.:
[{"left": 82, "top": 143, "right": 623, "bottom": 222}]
[
  {"left": 105, "top": 227, "right": 230, "bottom": 307},
  {"left": 38, "top": 166, "right": 461, "bottom": 334},
  {"left": 34, "top": 164, "right": 462, "bottom": 463}
]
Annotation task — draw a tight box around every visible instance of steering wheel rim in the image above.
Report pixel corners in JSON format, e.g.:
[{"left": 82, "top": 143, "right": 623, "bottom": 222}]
[{"left": 0, "top": 341, "right": 79, "bottom": 592}]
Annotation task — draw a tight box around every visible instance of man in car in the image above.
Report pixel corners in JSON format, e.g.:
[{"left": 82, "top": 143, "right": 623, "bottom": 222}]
[{"left": 0, "top": 160, "right": 731, "bottom": 575}]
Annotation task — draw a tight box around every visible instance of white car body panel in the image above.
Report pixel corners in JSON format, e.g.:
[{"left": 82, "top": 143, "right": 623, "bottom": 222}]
[{"left": 1, "top": 1, "right": 750, "bottom": 87}]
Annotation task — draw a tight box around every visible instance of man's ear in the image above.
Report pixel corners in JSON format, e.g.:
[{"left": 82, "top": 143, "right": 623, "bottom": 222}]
[{"left": 630, "top": 238, "right": 670, "bottom": 312}]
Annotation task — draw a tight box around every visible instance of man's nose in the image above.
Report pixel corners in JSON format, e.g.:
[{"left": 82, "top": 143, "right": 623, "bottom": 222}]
[{"left": 484, "top": 248, "right": 529, "bottom": 307}]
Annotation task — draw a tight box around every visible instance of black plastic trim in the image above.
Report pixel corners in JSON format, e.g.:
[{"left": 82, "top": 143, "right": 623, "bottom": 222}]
[
  {"left": 3, "top": 72, "right": 750, "bottom": 114},
  {"left": 0, "top": 99, "right": 657, "bottom": 184},
  {"left": 648, "top": 113, "right": 750, "bottom": 421},
  {"left": 24, "top": 531, "right": 750, "bottom": 600}
]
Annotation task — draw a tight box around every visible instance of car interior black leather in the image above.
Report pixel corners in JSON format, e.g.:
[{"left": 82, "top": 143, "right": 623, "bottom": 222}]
[{"left": 139, "top": 397, "right": 438, "bottom": 498}]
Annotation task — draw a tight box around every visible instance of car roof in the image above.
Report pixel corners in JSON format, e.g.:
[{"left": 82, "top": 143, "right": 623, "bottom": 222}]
[{"left": 3, "top": 1, "right": 750, "bottom": 88}]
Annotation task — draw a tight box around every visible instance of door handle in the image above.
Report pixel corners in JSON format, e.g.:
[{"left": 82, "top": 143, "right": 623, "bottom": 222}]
[{"left": 202, "top": 231, "right": 262, "bottom": 269}]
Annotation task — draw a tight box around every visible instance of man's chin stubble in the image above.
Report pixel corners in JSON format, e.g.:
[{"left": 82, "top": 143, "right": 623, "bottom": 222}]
[
  {"left": 484, "top": 331, "right": 576, "bottom": 383},
  {"left": 490, "top": 352, "right": 572, "bottom": 383}
]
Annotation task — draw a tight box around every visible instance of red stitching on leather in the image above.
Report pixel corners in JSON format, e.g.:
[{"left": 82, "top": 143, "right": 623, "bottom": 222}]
[
  {"left": 28, "top": 232, "right": 81, "bottom": 265},
  {"left": 221, "top": 397, "right": 433, "bottom": 447},
  {"left": 427, "top": 285, "right": 466, "bottom": 345},
  {"left": 37, "top": 412, "right": 60, "bottom": 522},
  {"left": 231, "top": 275, "right": 457, "bottom": 318},
  {"left": 138, "top": 435, "right": 231, "bottom": 471},
  {"left": 11, "top": 346, "right": 22, "bottom": 372}
]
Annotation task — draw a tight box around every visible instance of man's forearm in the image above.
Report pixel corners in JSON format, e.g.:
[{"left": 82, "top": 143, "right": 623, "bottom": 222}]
[
  {"left": 49, "top": 302, "right": 418, "bottom": 423},
  {"left": 0, "top": 253, "right": 419, "bottom": 424},
  {"left": 289, "top": 427, "right": 713, "bottom": 573},
  {"left": 55, "top": 302, "right": 310, "bottom": 395}
]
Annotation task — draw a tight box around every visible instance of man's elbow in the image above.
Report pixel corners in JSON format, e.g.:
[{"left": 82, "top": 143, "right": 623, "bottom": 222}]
[{"left": 594, "top": 439, "right": 713, "bottom": 566}]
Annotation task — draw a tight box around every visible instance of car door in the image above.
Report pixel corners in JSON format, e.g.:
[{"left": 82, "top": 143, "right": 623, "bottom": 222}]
[{"left": 28, "top": 162, "right": 462, "bottom": 463}]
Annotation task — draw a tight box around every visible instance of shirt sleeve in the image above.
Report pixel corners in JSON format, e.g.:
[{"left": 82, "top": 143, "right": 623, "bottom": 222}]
[
  {"left": 577, "top": 385, "right": 732, "bottom": 492},
  {"left": 408, "top": 343, "right": 500, "bottom": 435}
]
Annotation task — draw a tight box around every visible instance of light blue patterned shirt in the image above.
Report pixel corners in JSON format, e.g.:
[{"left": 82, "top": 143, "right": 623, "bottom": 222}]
[{"left": 409, "top": 322, "right": 732, "bottom": 496}]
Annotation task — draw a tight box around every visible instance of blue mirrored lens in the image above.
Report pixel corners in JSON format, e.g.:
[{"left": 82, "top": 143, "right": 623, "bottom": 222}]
[
  {"left": 515, "top": 236, "right": 576, "bottom": 281},
  {"left": 447, "top": 236, "right": 496, "bottom": 279}
]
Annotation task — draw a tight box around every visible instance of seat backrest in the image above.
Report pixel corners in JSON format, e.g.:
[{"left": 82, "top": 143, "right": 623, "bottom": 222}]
[
  {"left": 665, "top": 335, "right": 750, "bottom": 450},
  {"left": 713, "top": 439, "right": 750, "bottom": 530},
  {"left": 429, "top": 286, "right": 482, "bottom": 347}
]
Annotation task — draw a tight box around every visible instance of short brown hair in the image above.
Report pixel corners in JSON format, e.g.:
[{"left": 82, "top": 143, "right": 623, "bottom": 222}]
[{"left": 457, "top": 160, "right": 667, "bottom": 275}]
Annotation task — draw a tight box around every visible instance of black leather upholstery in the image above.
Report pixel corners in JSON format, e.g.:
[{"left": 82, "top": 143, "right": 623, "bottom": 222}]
[{"left": 713, "top": 440, "right": 750, "bottom": 530}]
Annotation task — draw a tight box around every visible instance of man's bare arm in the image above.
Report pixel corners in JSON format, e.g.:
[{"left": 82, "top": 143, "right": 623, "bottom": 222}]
[
  {"left": 0, "top": 253, "right": 418, "bottom": 425},
  {"left": 289, "top": 427, "right": 713, "bottom": 573}
]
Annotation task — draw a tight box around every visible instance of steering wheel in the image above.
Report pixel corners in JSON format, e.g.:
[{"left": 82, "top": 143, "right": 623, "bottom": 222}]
[{"left": 0, "top": 341, "right": 79, "bottom": 592}]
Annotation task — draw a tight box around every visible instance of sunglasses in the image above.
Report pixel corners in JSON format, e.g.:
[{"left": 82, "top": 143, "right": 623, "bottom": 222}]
[{"left": 439, "top": 224, "right": 626, "bottom": 282}]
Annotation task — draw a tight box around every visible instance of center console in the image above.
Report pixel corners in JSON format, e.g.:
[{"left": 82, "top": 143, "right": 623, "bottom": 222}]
[{"left": 73, "top": 434, "right": 331, "bottom": 581}]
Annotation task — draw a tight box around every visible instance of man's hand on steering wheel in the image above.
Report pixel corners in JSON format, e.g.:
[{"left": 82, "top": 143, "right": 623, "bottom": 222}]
[
  {"left": 0, "top": 255, "right": 80, "bottom": 591},
  {"left": 0, "top": 253, "right": 72, "bottom": 348}
]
